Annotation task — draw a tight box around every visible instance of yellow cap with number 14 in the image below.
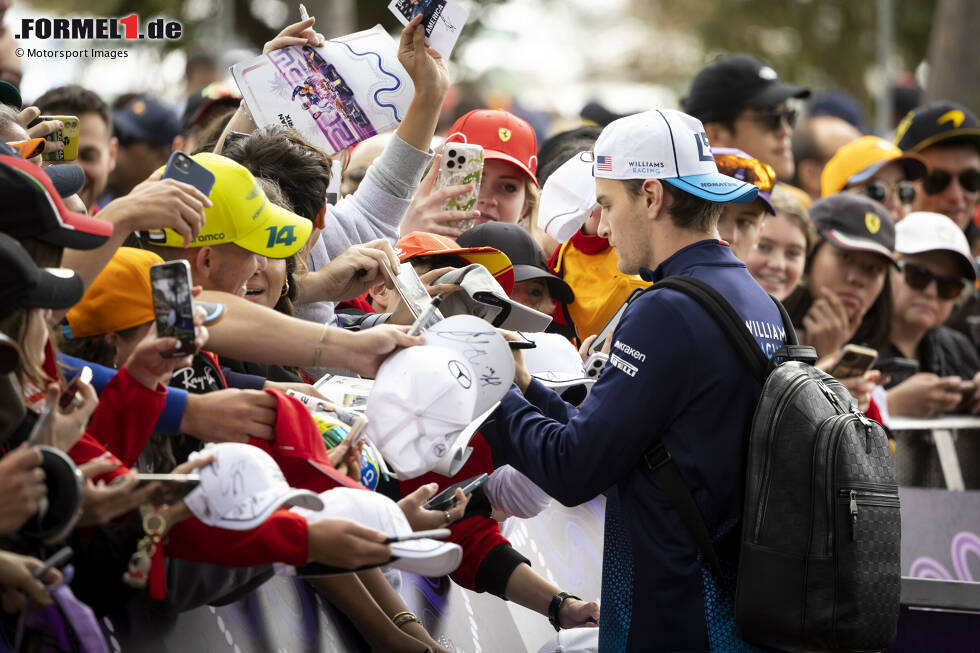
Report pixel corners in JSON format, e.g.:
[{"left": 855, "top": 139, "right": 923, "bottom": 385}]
[{"left": 155, "top": 152, "right": 311, "bottom": 259}]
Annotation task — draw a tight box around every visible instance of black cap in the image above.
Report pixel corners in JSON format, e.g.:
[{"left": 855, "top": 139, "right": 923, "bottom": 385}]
[
  {"left": 457, "top": 222, "right": 575, "bottom": 304},
  {"left": 810, "top": 194, "right": 896, "bottom": 265},
  {"left": 0, "top": 141, "right": 85, "bottom": 197},
  {"left": 0, "top": 232, "right": 85, "bottom": 319},
  {"left": 682, "top": 53, "right": 810, "bottom": 123},
  {"left": 113, "top": 95, "right": 180, "bottom": 147},
  {"left": 0, "top": 81, "right": 22, "bottom": 110},
  {"left": 894, "top": 101, "right": 980, "bottom": 154},
  {"left": 181, "top": 81, "right": 242, "bottom": 133}
]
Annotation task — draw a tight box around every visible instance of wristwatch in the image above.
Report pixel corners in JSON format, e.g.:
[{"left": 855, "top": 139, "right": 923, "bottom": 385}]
[{"left": 548, "top": 591, "right": 580, "bottom": 631}]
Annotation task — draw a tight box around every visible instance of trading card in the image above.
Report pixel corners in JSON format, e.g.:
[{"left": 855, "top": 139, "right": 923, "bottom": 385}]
[{"left": 387, "top": 0, "right": 469, "bottom": 58}]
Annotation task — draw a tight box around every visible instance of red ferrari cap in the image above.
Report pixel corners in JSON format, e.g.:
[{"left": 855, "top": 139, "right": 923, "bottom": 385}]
[{"left": 445, "top": 109, "right": 539, "bottom": 186}]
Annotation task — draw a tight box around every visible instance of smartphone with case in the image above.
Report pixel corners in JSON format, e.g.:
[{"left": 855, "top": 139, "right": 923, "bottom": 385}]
[
  {"left": 436, "top": 143, "right": 483, "bottom": 230},
  {"left": 425, "top": 473, "right": 489, "bottom": 511},
  {"left": 589, "top": 288, "right": 645, "bottom": 356},
  {"left": 149, "top": 260, "right": 197, "bottom": 358},
  {"left": 827, "top": 344, "right": 878, "bottom": 379},
  {"left": 37, "top": 115, "right": 79, "bottom": 162},
  {"left": 59, "top": 366, "right": 93, "bottom": 411},
  {"left": 162, "top": 151, "right": 215, "bottom": 197},
  {"left": 135, "top": 473, "right": 201, "bottom": 505}
]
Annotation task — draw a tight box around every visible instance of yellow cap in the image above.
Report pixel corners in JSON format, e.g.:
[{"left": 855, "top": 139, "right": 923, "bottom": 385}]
[
  {"left": 65, "top": 247, "right": 161, "bottom": 338},
  {"left": 821, "top": 136, "right": 927, "bottom": 197},
  {"left": 155, "top": 153, "right": 312, "bottom": 259}
]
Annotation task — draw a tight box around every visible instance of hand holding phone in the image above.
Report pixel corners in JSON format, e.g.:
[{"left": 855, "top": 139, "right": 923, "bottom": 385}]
[
  {"left": 827, "top": 344, "right": 878, "bottom": 380},
  {"left": 436, "top": 144, "right": 484, "bottom": 230},
  {"left": 59, "top": 366, "right": 93, "bottom": 412},
  {"left": 30, "top": 115, "right": 79, "bottom": 161},
  {"left": 424, "top": 473, "right": 488, "bottom": 511},
  {"left": 32, "top": 546, "right": 73, "bottom": 579},
  {"left": 150, "top": 261, "right": 198, "bottom": 358},
  {"left": 135, "top": 473, "right": 202, "bottom": 506}
]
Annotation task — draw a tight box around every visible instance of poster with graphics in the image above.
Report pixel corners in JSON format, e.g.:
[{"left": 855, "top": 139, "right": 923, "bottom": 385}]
[{"left": 232, "top": 25, "right": 414, "bottom": 154}]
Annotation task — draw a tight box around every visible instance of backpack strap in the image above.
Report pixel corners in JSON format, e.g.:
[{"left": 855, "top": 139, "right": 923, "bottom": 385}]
[
  {"left": 639, "top": 274, "right": 798, "bottom": 579},
  {"left": 654, "top": 276, "right": 770, "bottom": 383}
]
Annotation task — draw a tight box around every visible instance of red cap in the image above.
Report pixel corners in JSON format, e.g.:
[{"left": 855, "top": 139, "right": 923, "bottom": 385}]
[
  {"left": 0, "top": 155, "right": 113, "bottom": 250},
  {"left": 444, "top": 110, "right": 539, "bottom": 186},
  {"left": 253, "top": 389, "right": 364, "bottom": 493}
]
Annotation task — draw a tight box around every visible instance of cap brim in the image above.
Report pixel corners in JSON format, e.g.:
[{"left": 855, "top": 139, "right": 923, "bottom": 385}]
[
  {"left": 234, "top": 202, "right": 313, "bottom": 259},
  {"left": 821, "top": 228, "right": 898, "bottom": 266},
  {"left": 664, "top": 174, "right": 760, "bottom": 203},
  {"left": 389, "top": 538, "right": 463, "bottom": 577},
  {"left": 111, "top": 111, "right": 152, "bottom": 145},
  {"left": 747, "top": 81, "right": 811, "bottom": 109},
  {"left": 895, "top": 244, "right": 976, "bottom": 281},
  {"left": 24, "top": 268, "right": 85, "bottom": 310},
  {"left": 484, "top": 150, "right": 538, "bottom": 187},
  {"left": 280, "top": 487, "right": 325, "bottom": 512},
  {"left": 0, "top": 81, "right": 23, "bottom": 110},
  {"left": 908, "top": 129, "right": 980, "bottom": 154},
  {"left": 436, "top": 246, "right": 516, "bottom": 295},
  {"left": 44, "top": 164, "right": 86, "bottom": 198},
  {"left": 8, "top": 138, "right": 45, "bottom": 159},
  {"left": 532, "top": 371, "right": 596, "bottom": 392},
  {"left": 848, "top": 155, "right": 927, "bottom": 187},
  {"left": 470, "top": 290, "right": 553, "bottom": 331},
  {"left": 512, "top": 264, "right": 575, "bottom": 304}
]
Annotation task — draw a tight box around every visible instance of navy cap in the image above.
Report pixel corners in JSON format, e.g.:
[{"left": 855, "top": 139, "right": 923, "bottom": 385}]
[
  {"left": 0, "top": 232, "right": 84, "bottom": 320},
  {"left": 0, "top": 141, "right": 85, "bottom": 197},
  {"left": 113, "top": 95, "right": 180, "bottom": 147}
]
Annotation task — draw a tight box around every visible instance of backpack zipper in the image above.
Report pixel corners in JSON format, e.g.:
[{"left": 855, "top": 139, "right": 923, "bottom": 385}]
[
  {"left": 825, "top": 414, "right": 859, "bottom": 554},
  {"left": 837, "top": 488, "right": 900, "bottom": 541},
  {"left": 753, "top": 374, "right": 811, "bottom": 542}
]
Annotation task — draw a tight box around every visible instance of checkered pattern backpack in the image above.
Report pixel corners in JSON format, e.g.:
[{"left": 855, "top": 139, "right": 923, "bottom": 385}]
[{"left": 644, "top": 276, "right": 901, "bottom": 652}]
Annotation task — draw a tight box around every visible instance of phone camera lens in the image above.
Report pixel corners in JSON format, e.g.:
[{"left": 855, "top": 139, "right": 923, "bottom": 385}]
[
  {"left": 176, "top": 157, "right": 191, "bottom": 172},
  {"left": 446, "top": 160, "right": 456, "bottom": 169},
  {"left": 447, "top": 149, "right": 457, "bottom": 158},
  {"left": 457, "top": 156, "right": 466, "bottom": 165}
]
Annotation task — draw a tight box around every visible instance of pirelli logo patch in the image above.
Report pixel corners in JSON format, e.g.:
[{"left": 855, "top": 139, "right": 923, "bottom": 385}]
[{"left": 609, "top": 353, "right": 638, "bottom": 377}]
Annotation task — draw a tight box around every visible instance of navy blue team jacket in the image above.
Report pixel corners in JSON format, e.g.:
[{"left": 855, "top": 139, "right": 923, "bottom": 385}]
[{"left": 483, "top": 240, "right": 786, "bottom": 652}]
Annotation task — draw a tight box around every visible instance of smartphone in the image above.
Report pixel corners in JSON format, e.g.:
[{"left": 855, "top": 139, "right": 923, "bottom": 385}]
[
  {"left": 508, "top": 332, "right": 536, "bottom": 350},
  {"left": 584, "top": 351, "right": 608, "bottom": 379},
  {"left": 59, "top": 365, "right": 92, "bottom": 411},
  {"left": 957, "top": 380, "right": 977, "bottom": 411},
  {"left": 162, "top": 151, "right": 216, "bottom": 197},
  {"left": 32, "top": 546, "right": 73, "bottom": 579},
  {"left": 381, "top": 256, "right": 445, "bottom": 324},
  {"left": 384, "top": 528, "right": 452, "bottom": 544},
  {"left": 874, "top": 356, "right": 919, "bottom": 381},
  {"left": 827, "top": 344, "right": 878, "bottom": 379},
  {"left": 424, "top": 473, "right": 489, "bottom": 511},
  {"left": 437, "top": 143, "right": 483, "bottom": 230},
  {"left": 149, "top": 260, "right": 197, "bottom": 358},
  {"left": 36, "top": 115, "right": 79, "bottom": 161},
  {"left": 589, "top": 288, "right": 645, "bottom": 356},
  {"left": 135, "top": 473, "right": 202, "bottom": 505}
]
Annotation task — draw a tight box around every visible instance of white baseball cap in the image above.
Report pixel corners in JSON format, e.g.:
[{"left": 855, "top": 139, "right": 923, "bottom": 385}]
[
  {"left": 436, "top": 264, "right": 553, "bottom": 332},
  {"left": 184, "top": 443, "right": 324, "bottom": 530},
  {"left": 423, "top": 314, "right": 515, "bottom": 415},
  {"left": 523, "top": 332, "right": 595, "bottom": 396},
  {"left": 287, "top": 487, "right": 463, "bottom": 577},
  {"left": 895, "top": 212, "right": 977, "bottom": 280},
  {"left": 593, "top": 109, "right": 759, "bottom": 204},
  {"left": 366, "top": 345, "right": 480, "bottom": 479},
  {"left": 538, "top": 152, "right": 597, "bottom": 243}
]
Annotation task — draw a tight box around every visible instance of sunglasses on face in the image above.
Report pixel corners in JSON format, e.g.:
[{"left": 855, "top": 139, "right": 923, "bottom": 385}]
[
  {"left": 862, "top": 179, "right": 916, "bottom": 205},
  {"left": 743, "top": 107, "right": 798, "bottom": 132},
  {"left": 714, "top": 154, "right": 776, "bottom": 192},
  {"left": 922, "top": 168, "right": 980, "bottom": 195},
  {"left": 898, "top": 261, "right": 967, "bottom": 299}
]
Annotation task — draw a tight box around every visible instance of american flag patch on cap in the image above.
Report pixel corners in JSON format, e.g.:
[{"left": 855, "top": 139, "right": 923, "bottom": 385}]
[{"left": 596, "top": 155, "right": 612, "bottom": 172}]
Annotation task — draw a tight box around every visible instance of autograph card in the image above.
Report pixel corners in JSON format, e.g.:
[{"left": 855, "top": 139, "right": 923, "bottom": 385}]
[
  {"left": 231, "top": 25, "right": 413, "bottom": 154},
  {"left": 388, "top": 0, "right": 468, "bottom": 59}
]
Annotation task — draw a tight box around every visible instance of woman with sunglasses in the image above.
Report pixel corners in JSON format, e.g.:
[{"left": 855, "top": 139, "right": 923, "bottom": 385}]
[
  {"left": 882, "top": 212, "right": 980, "bottom": 418},
  {"left": 820, "top": 136, "right": 926, "bottom": 223},
  {"left": 712, "top": 148, "right": 776, "bottom": 261}
]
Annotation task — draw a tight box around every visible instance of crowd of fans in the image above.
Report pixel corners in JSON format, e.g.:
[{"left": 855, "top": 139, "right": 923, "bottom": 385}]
[{"left": 1, "top": 6, "right": 979, "bottom": 653}]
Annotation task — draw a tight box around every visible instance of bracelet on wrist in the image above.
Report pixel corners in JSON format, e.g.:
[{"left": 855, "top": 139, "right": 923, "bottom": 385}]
[{"left": 391, "top": 610, "right": 422, "bottom": 629}]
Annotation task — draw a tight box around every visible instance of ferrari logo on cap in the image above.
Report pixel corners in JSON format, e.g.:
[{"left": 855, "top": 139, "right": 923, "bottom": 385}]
[
  {"left": 865, "top": 212, "right": 881, "bottom": 235},
  {"left": 938, "top": 109, "right": 966, "bottom": 128},
  {"left": 498, "top": 128, "right": 511, "bottom": 142}
]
